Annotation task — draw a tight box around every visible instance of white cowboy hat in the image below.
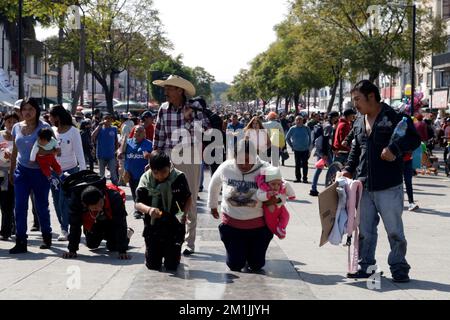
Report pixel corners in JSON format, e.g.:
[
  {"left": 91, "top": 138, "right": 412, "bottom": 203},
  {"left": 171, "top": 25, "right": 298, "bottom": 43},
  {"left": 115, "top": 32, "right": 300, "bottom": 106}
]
[{"left": 152, "top": 75, "right": 196, "bottom": 97}]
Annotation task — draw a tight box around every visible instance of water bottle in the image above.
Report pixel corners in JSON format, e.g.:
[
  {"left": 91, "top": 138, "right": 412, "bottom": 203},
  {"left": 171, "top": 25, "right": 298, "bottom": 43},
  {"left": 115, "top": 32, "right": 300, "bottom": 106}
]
[{"left": 391, "top": 117, "right": 408, "bottom": 141}]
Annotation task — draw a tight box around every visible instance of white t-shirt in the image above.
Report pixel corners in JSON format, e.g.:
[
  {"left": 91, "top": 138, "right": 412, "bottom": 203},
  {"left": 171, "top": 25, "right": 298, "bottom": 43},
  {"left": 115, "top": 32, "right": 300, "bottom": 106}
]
[
  {"left": 0, "top": 133, "right": 13, "bottom": 168},
  {"left": 53, "top": 126, "right": 86, "bottom": 171}
]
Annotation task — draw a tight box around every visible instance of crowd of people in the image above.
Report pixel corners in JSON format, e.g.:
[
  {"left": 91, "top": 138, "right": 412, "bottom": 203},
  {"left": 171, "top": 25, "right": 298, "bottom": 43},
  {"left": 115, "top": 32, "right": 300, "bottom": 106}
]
[{"left": 0, "top": 75, "right": 450, "bottom": 282}]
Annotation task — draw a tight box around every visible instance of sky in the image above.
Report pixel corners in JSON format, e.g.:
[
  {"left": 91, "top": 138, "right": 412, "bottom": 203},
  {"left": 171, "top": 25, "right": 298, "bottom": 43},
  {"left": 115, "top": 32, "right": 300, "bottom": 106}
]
[{"left": 36, "top": 0, "right": 289, "bottom": 84}]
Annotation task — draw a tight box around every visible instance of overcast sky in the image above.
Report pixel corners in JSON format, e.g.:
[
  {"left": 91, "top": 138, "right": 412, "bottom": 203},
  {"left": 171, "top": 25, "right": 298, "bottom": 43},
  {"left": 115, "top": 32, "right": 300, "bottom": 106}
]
[{"left": 36, "top": 0, "right": 289, "bottom": 84}]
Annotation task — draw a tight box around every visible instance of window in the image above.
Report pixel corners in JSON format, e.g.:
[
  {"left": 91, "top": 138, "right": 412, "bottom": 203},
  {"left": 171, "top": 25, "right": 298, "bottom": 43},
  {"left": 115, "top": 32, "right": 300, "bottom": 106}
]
[
  {"left": 441, "top": 71, "right": 450, "bottom": 87},
  {"left": 444, "top": 0, "right": 450, "bottom": 19},
  {"left": 427, "top": 73, "right": 432, "bottom": 87},
  {"left": 34, "top": 57, "right": 41, "bottom": 76}
]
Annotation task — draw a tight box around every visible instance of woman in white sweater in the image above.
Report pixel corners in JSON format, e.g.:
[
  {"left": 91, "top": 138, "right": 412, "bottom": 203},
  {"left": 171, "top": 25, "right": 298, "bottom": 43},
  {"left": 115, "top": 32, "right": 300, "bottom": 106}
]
[
  {"left": 49, "top": 105, "right": 86, "bottom": 241},
  {"left": 208, "top": 140, "right": 275, "bottom": 272}
]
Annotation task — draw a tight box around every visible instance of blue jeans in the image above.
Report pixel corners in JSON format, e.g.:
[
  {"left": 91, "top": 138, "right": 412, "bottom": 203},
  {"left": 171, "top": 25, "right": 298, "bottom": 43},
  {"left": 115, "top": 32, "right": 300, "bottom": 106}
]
[
  {"left": 98, "top": 158, "right": 118, "bottom": 185},
  {"left": 14, "top": 165, "right": 51, "bottom": 240},
  {"left": 311, "top": 155, "right": 332, "bottom": 192},
  {"left": 51, "top": 166, "right": 79, "bottom": 232},
  {"left": 359, "top": 184, "right": 410, "bottom": 277}
]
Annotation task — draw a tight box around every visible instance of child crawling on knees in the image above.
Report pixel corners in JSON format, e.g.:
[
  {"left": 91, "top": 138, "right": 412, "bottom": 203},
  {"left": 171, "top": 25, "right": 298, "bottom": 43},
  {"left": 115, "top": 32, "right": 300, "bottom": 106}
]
[
  {"left": 256, "top": 166, "right": 296, "bottom": 239},
  {"left": 135, "top": 150, "right": 192, "bottom": 271}
]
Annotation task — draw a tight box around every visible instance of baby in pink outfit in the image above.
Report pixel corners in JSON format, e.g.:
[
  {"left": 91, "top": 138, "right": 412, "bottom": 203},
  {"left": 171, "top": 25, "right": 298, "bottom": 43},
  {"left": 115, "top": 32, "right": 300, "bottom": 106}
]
[{"left": 256, "top": 166, "right": 296, "bottom": 239}]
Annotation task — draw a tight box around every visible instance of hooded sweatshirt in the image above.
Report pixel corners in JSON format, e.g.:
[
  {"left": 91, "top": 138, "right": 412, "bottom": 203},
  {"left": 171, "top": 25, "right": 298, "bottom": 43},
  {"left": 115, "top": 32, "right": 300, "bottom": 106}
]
[{"left": 208, "top": 157, "right": 270, "bottom": 228}]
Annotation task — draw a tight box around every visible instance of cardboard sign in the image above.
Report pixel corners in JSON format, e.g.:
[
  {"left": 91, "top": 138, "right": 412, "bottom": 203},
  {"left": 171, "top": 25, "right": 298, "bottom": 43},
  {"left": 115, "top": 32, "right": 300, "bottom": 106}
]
[{"left": 318, "top": 182, "right": 339, "bottom": 247}]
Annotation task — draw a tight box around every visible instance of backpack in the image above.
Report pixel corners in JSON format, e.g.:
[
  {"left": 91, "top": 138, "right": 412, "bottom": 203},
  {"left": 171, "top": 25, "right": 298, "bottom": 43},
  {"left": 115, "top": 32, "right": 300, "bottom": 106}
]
[
  {"left": 106, "top": 183, "right": 126, "bottom": 204},
  {"left": 189, "top": 97, "right": 222, "bottom": 131},
  {"left": 189, "top": 97, "right": 223, "bottom": 147}
]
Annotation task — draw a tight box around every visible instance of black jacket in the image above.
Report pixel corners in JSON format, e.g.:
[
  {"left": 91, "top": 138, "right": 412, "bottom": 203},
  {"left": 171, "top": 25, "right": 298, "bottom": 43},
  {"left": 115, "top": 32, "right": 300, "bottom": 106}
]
[
  {"left": 345, "top": 103, "right": 421, "bottom": 191},
  {"left": 68, "top": 189, "right": 129, "bottom": 253}
]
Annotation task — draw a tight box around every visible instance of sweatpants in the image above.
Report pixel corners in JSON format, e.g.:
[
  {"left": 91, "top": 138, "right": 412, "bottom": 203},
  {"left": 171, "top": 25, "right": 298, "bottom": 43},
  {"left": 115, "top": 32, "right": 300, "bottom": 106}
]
[
  {"left": 219, "top": 223, "right": 273, "bottom": 272},
  {"left": 14, "top": 165, "right": 52, "bottom": 240}
]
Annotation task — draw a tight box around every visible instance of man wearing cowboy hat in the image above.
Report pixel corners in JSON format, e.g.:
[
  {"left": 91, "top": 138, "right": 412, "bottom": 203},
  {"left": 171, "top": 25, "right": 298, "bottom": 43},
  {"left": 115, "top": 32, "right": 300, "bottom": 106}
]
[{"left": 152, "top": 75, "right": 210, "bottom": 255}]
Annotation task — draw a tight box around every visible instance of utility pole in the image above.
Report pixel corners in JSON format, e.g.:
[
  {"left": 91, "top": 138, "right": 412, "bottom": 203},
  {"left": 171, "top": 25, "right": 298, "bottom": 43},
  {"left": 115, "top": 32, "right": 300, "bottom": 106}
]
[
  {"left": 410, "top": 4, "right": 416, "bottom": 115},
  {"left": 91, "top": 51, "right": 95, "bottom": 114},
  {"left": 18, "top": 0, "right": 24, "bottom": 99}
]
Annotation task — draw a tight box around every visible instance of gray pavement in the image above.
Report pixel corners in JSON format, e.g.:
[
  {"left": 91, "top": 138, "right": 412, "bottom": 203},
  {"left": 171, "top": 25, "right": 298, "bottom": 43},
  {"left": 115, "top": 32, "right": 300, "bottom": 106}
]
[{"left": 1, "top": 151, "right": 450, "bottom": 300}]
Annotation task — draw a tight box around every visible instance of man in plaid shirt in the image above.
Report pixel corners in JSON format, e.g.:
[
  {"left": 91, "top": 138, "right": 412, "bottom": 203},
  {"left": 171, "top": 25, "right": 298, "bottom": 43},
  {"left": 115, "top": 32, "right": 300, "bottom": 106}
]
[{"left": 153, "top": 75, "right": 210, "bottom": 255}]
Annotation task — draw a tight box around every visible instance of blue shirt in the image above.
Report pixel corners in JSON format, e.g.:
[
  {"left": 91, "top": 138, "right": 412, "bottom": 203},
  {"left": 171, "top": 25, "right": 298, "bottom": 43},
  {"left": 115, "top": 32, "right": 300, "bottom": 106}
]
[
  {"left": 96, "top": 126, "right": 118, "bottom": 160},
  {"left": 124, "top": 138, "right": 153, "bottom": 181},
  {"left": 286, "top": 125, "right": 311, "bottom": 152},
  {"left": 12, "top": 121, "right": 51, "bottom": 169}
]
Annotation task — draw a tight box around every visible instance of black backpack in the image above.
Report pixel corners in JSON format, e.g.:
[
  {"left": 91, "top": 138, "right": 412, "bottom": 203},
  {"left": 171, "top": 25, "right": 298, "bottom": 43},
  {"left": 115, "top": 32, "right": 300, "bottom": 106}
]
[{"left": 188, "top": 97, "right": 223, "bottom": 131}]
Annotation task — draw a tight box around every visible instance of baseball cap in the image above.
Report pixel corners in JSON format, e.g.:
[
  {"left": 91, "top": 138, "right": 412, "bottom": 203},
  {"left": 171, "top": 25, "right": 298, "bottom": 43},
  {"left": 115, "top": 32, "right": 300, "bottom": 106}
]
[{"left": 141, "top": 111, "right": 154, "bottom": 120}]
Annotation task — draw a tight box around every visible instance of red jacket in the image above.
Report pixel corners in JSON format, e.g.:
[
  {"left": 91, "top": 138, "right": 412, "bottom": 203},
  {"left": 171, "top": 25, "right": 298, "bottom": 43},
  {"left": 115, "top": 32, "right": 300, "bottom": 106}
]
[{"left": 333, "top": 118, "right": 352, "bottom": 152}]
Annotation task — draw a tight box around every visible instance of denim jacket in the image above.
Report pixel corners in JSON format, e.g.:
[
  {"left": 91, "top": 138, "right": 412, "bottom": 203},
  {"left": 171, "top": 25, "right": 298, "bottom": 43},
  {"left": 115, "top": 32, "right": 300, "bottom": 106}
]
[{"left": 344, "top": 103, "right": 421, "bottom": 191}]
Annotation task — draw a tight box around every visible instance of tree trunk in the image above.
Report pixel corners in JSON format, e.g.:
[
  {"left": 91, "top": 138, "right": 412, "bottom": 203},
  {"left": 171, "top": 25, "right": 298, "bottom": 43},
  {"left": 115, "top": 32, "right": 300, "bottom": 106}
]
[
  {"left": 285, "top": 96, "right": 290, "bottom": 114},
  {"left": 71, "top": 20, "right": 86, "bottom": 115},
  {"left": 294, "top": 92, "right": 300, "bottom": 113},
  {"left": 369, "top": 72, "right": 380, "bottom": 84},
  {"left": 262, "top": 99, "right": 266, "bottom": 113},
  {"left": 327, "top": 77, "right": 340, "bottom": 114},
  {"left": 57, "top": 24, "right": 63, "bottom": 105},
  {"left": 106, "top": 72, "right": 116, "bottom": 115}
]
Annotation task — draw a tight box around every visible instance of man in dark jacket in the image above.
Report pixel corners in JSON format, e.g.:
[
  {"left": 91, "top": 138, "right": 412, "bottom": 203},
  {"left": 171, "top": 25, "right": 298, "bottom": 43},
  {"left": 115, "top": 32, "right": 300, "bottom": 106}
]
[
  {"left": 342, "top": 80, "right": 421, "bottom": 283},
  {"left": 62, "top": 184, "right": 133, "bottom": 260},
  {"left": 333, "top": 108, "right": 356, "bottom": 164}
]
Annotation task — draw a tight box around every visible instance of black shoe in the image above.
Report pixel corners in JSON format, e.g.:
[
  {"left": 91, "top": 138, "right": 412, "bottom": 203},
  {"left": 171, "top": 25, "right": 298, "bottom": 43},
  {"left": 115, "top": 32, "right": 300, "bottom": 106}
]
[
  {"left": 9, "top": 239, "right": 27, "bottom": 254},
  {"left": 392, "top": 274, "right": 410, "bottom": 283},
  {"left": 40, "top": 234, "right": 52, "bottom": 249},
  {"left": 303, "top": 179, "right": 309, "bottom": 184},
  {"left": 294, "top": 180, "right": 301, "bottom": 183},
  {"left": 30, "top": 225, "right": 40, "bottom": 232},
  {"left": 134, "top": 212, "right": 143, "bottom": 219},
  {"left": 183, "top": 248, "right": 194, "bottom": 256},
  {"left": 309, "top": 190, "right": 319, "bottom": 197}
]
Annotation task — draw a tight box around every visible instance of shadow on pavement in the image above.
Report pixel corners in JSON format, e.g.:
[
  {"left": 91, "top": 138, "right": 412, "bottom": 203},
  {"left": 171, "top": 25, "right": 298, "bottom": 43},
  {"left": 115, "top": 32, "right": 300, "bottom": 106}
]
[
  {"left": 0, "top": 239, "right": 145, "bottom": 265},
  {"left": 297, "top": 271, "right": 347, "bottom": 286},
  {"left": 289, "top": 199, "right": 312, "bottom": 204},
  {"left": 413, "top": 191, "right": 446, "bottom": 197},
  {"left": 346, "top": 277, "right": 450, "bottom": 293},
  {"left": 414, "top": 183, "right": 447, "bottom": 188},
  {"left": 411, "top": 208, "right": 450, "bottom": 218}
]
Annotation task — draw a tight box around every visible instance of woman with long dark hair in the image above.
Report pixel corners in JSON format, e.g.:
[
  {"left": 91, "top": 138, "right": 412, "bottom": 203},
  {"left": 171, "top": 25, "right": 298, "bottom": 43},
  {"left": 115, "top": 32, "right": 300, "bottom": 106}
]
[
  {"left": 49, "top": 105, "right": 86, "bottom": 241},
  {"left": 9, "top": 97, "right": 54, "bottom": 253}
]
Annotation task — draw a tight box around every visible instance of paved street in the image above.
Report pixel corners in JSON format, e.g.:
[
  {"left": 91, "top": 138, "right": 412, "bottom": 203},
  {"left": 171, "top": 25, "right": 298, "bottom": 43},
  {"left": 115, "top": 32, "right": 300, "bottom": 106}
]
[{"left": 1, "top": 151, "right": 450, "bottom": 300}]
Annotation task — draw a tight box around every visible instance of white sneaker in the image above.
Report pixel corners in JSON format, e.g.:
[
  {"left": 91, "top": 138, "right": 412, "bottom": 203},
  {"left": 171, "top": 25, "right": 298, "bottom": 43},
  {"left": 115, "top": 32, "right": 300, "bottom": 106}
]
[
  {"left": 127, "top": 227, "right": 134, "bottom": 240},
  {"left": 57, "top": 230, "right": 68, "bottom": 241},
  {"left": 408, "top": 203, "right": 419, "bottom": 212}
]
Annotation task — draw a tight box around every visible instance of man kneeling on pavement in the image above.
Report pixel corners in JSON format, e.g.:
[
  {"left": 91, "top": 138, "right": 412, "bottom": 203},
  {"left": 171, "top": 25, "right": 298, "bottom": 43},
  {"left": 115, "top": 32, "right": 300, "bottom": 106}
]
[
  {"left": 62, "top": 183, "right": 133, "bottom": 260},
  {"left": 135, "top": 150, "right": 192, "bottom": 271}
]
